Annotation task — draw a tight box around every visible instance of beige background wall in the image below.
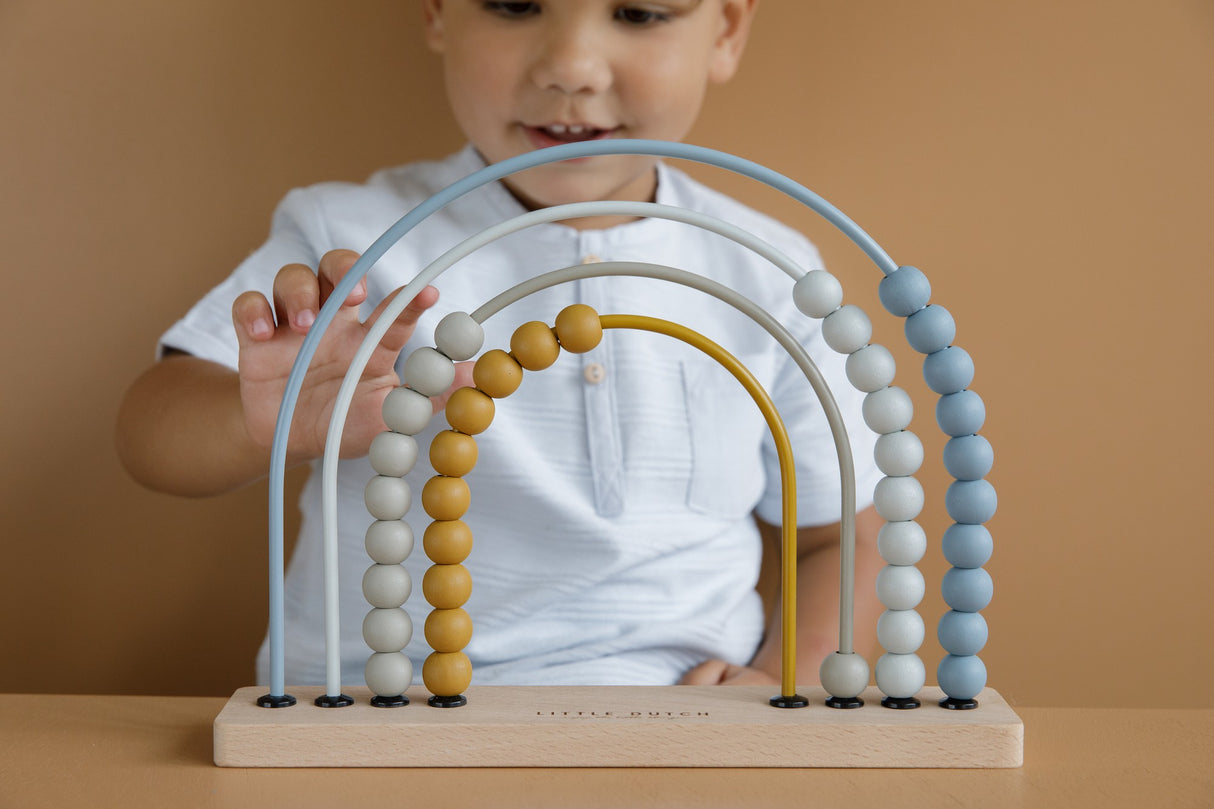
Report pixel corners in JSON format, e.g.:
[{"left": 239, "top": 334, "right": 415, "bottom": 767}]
[{"left": 2, "top": 0, "right": 1210, "bottom": 708}]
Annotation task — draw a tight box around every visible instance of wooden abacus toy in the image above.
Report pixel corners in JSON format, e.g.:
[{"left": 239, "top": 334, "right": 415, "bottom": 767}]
[{"left": 213, "top": 140, "right": 1023, "bottom": 768}]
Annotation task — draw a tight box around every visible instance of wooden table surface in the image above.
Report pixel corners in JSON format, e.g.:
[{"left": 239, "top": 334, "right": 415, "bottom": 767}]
[{"left": 1, "top": 693, "right": 1211, "bottom": 808}]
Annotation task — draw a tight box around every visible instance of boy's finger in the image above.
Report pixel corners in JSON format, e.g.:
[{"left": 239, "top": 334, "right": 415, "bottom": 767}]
[
  {"left": 232, "top": 291, "right": 276, "bottom": 346},
  {"left": 368, "top": 284, "right": 441, "bottom": 356},
  {"left": 272, "top": 264, "right": 322, "bottom": 334},
  {"left": 317, "top": 249, "right": 367, "bottom": 309}
]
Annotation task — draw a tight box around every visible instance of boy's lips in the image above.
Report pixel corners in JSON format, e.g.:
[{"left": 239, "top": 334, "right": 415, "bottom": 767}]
[{"left": 524, "top": 123, "right": 617, "bottom": 151}]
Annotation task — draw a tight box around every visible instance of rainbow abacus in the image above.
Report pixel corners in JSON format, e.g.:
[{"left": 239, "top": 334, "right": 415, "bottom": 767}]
[{"left": 213, "top": 141, "right": 1018, "bottom": 768}]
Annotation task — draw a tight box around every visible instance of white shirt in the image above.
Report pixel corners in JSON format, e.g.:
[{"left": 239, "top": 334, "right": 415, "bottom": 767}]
[{"left": 160, "top": 146, "right": 880, "bottom": 687}]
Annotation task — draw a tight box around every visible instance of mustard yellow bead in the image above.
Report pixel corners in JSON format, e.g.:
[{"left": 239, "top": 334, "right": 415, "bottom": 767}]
[
  {"left": 445, "top": 387, "right": 495, "bottom": 434},
  {"left": 425, "top": 608, "right": 474, "bottom": 653},
  {"left": 472, "top": 349, "right": 523, "bottom": 398},
  {"left": 423, "top": 563, "right": 473, "bottom": 609},
  {"left": 423, "top": 651, "right": 472, "bottom": 697},
  {"left": 510, "top": 321, "right": 561, "bottom": 371},
  {"left": 554, "top": 304, "right": 602, "bottom": 353},
  {"left": 422, "top": 475, "right": 471, "bottom": 521},
  {"left": 429, "top": 430, "right": 478, "bottom": 477},
  {"left": 423, "top": 519, "right": 474, "bottom": 564}
]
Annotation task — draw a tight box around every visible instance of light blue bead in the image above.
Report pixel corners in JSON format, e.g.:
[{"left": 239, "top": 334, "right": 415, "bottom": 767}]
[
  {"left": 938, "top": 610, "right": 989, "bottom": 656},
  {"left": 942, "top": 523, "right": 993, "bottom": 568},
  {"left": 946, "top": 479, "right": 998, "bottom": 524},
  {"left": 936, "top": 390, "right": 986, "bottom": 436},
  {"left": 938, "top": 654, "right": 987, "bottom": 701},
  {"left": 904, "top": 305, "right": 955, "bottom": 354},
  {"left": 792, "top": 270, "right": 844, "bottom": 319},
  {"left": 923, "top": 346, "right": 975, "bottom": 394},
  {"left": 942, "top": 567, "right": 993, "bottom": 612},
  {"left": 943, "top": 435, "right": 994, "bottom": 480},
  {"left": 879, "top": 265, "right": 931, "bottom": 317},
  {"left": 878, "top": 520, "right": 928, "bottom": 566}
]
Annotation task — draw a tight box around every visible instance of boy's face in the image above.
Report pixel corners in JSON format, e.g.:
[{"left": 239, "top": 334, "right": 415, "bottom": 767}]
[{"left": 423, "top": 0, "right": 756, "bottom": 221}]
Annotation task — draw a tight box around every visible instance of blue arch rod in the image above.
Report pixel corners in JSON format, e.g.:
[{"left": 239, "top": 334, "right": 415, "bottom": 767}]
[{"left": 263, "top": 140, "right": 897, "bottom": 699}]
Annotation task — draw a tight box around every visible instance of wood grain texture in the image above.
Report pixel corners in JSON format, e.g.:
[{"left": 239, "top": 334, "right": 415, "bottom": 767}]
[{"left": 214, "top": 685, "right": 1022, "bottom": 768}]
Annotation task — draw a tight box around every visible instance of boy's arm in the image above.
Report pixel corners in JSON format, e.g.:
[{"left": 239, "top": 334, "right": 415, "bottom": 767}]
[
  {"left": 115, "top": 352, "right": 279, "bottom": 497},
  {"left": 115, "top": 250, "right": 443, "bottom": 497},
  {"left": 681, "top": 506, "right": 884, "bottom": 686}
]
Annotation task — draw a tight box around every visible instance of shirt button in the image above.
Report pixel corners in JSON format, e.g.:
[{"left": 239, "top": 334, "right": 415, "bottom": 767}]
[
  {"left": 581, "top": 254, "right": 602, "bottom": 265},
  {"left": 583, "top": 363, "right": 606, "bottom": 384}
]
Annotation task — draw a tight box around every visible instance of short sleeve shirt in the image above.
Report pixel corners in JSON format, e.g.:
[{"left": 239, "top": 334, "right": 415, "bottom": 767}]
[{"left": 160, "top": 146, "right": 881, "bottom": 687}]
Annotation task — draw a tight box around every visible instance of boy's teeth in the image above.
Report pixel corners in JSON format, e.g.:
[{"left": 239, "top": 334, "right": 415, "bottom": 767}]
[{"left": 545, "top": 124, "right": 596, "bottom": 139}]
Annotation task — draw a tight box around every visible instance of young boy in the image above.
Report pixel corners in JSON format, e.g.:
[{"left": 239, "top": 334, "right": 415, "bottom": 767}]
[{"left": 116, "top": 0, "right": 884, "bottom": 689}]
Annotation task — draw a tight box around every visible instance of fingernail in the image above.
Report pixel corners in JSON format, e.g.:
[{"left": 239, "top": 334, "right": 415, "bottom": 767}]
[
  {"left": 295, "top": 310, "right": 315, "bottom": 329},
  {"left": 250, "top": 318, "right": 273, "bottom": 338}
]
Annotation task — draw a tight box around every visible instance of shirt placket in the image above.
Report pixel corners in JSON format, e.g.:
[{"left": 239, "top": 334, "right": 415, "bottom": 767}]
[{"left": 575, "top": 236, "right": 625, "bottom": 518}]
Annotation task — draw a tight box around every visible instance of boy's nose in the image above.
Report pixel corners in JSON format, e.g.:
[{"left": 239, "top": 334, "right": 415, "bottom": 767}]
[{"left": 529, "top": 28, "right": 612, "bottom": 96}]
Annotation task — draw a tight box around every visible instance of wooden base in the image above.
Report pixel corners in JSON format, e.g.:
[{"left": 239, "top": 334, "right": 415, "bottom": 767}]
[{"left": 214, "top": 685, "right": 1022, "bottom": 768}]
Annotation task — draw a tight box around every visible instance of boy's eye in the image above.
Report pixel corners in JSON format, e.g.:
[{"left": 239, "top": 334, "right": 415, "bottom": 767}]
[
  {"left": 614, "top": 7, "right": 672, "bottom": 25},
  {"left": 483, "top": 1, "right": 540, "bottom": 17}
]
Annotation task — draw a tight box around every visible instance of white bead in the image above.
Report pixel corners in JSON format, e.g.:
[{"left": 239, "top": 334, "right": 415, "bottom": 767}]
[
  {"left": 845, "top": 344, "right": 897, "bottom": 392},
  {"left": 821, "top": 304, "right": 872, "bottom": 354},
  {"left": 362, "top": 608, "right": 414, "bottom": 653},
  {"left": 365, "top": 520, "right": 414, "bottom": 565},
  {"left": 382, "top": 387, "right": 432, "bottom": 436},
  {"left": 364, "top": 476, "right": 412, "bottom": 521},
  {"left": 362, "top": 564, "right": 412, "bottom": 608},
  {"left": 863, "top": 386, "right": 914, "bottom": 435},
  {"left": 792, "top": 270, "right": 843, "bottom": 318},
  {"left": 434, "top": 312, "right": 484, "bottom": 362},
  {"left": 402, "top": 347, "right": 456, "bottom": 397},
  {"left": 876, "top": 564, "right": 925, "bottom": 610},
  {"left": 874, "top": 430, "right": 924, "bottom": 476},
  {"left": 877, "top": 609, "right": 925, "bottom": 654},
  {"left": 818, "top": 651, "right": 870, "bottom": 699},
  {"left": 877, "top": 520, "right": 927, "bottom": 565},
  {"left": 369, "top": 432, "right": 419, "bottom": 477},
  {"left": 875, "top": 652, "right": 926, "bottom": 699},
  {"left": 365, "top": 651, "right": 413, "bottom": 697},
  {"left": 873, "top": 475, "right": 924, "bottom": 522}
]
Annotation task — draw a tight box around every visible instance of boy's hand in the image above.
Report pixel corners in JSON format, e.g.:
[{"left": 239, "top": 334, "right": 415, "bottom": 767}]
[
  {"left": 679, "top": 659, "right": 780, "bottom": 687},
  {"left": 231, "top": 249, "right": 445, "bottom": 464}
]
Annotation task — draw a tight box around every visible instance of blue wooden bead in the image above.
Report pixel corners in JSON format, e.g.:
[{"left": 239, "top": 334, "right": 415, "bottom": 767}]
[
  {"left": 936, "top": 390, "right": 986, "bottom": 436},
  {"left": 942, "top": 523, "right": 993, "bottom": 569},
  {"left": 904, "top": 305, "right": 955, "bottom": 354},
  {"left": 946, "top": 479, "right": 998, "bottom": 524},
  {"left": 937, "top": 654, "right": 987, "bottom": 701},
  {"left": 938, "top": 610, "right": 989, "bottom": 656},
  {"left": 792, "top": 270, "right": 844, "bottom": 319},
  {"left": 943, "top": 435, "right": 994, "bottom": 480},
  {"left": 878, "top": 265, "right": 931, "bottom": 317},
  {"left": 923, "top": 346, "right": 975, "bottom": 395},
  {"left": 941, "top": 567, "right": 993, "bottom": 612}
]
